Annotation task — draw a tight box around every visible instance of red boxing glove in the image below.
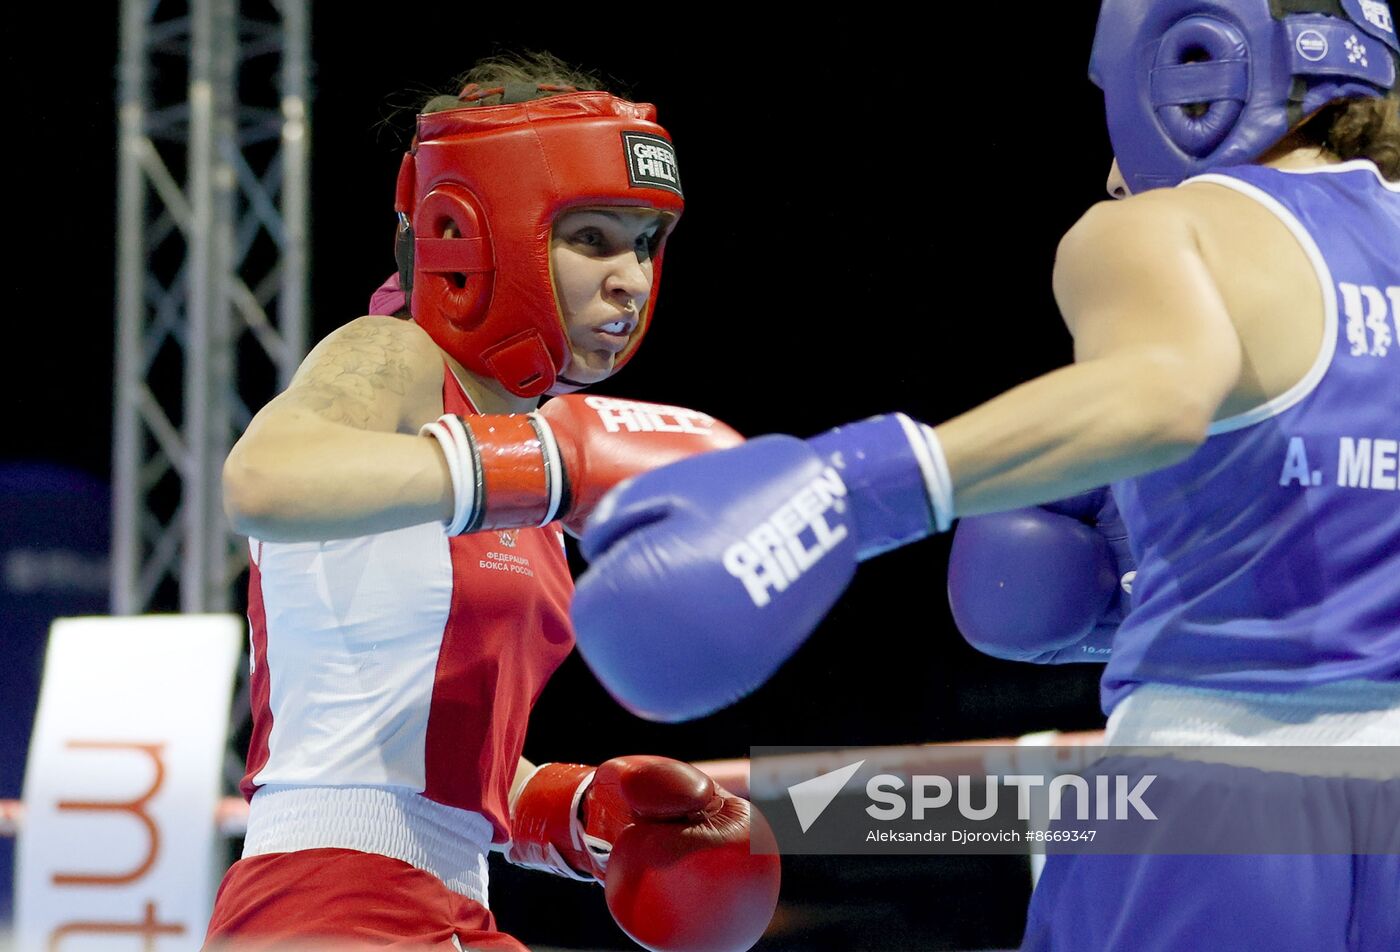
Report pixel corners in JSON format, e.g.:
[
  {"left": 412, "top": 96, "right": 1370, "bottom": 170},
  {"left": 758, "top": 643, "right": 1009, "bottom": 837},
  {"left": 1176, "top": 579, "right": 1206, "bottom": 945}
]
[
  {"left": 507, "top": 756, "right": 781, "bottom": 952},
  {"left": 421, "top": 395, "right": 743, "bottom": 536}
]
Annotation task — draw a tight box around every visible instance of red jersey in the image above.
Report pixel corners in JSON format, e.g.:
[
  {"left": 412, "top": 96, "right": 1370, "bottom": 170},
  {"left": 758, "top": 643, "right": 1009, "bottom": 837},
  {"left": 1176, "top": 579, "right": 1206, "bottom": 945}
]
[{"left": 240, "top": 365, "right": 575, "bottom": 853}]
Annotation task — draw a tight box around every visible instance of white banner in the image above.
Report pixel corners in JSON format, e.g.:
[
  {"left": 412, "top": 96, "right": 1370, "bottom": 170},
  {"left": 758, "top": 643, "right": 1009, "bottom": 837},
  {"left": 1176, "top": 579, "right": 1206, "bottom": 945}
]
[{"left": 16, "top": 615, "right": 243, "bottom": 951}]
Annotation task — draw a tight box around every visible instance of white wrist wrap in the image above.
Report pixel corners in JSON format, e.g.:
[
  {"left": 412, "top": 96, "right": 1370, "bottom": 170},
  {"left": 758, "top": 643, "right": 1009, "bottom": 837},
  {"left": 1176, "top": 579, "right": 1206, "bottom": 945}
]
[
  {"left": 420, "top": 414, "right": 477, "bottom": 536},
  {"left": 529, "top": 411, "right": 567, "bottom": 527},
  {"left": 912, "top": 420, "right": 955, "bottom": 533}
]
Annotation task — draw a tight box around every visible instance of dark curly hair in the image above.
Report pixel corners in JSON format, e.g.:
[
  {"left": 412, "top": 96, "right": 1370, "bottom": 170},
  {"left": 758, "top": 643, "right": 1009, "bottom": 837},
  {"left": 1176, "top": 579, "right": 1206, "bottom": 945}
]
[
  {"left": 1294, "top": 92, "right": 1400, "bottom": 181},
  {"left": 419, "top": 51, "right": 611, "bottom": 116}
]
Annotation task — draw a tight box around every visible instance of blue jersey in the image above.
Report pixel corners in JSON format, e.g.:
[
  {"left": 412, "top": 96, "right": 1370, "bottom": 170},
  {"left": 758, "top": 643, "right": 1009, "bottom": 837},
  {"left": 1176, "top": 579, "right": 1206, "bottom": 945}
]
[{"left": 1102, "top": 160, "right": 1400, "bottom": 713}]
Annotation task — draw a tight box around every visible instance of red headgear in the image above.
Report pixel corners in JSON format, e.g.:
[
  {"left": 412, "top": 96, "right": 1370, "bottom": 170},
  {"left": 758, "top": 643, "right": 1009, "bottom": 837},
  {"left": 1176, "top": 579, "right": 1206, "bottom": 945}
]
[{"left": 394, "top": 89, "right": 685, "bottom": 397}]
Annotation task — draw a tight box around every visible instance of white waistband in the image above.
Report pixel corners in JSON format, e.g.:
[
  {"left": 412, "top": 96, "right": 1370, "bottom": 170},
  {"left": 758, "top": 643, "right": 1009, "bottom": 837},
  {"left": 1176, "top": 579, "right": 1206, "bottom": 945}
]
[
  {"left": 243, "top": 785, "right": 493, "bottom": 904},
  {"left": 1106, "top": 680, "right": 1400, "bottom": 778}
]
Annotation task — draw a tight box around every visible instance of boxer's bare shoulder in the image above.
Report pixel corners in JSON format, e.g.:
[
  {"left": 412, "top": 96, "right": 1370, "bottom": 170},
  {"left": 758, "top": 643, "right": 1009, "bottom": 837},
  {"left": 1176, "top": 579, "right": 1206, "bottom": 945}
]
[
  {"left": 277, "top": 315, "right": 445, "bottom": 434},
  {"left": 1053, "top": 195, "right": 1243, "bottom": 429},
  {"left": 1171, "top": 178, "right": 1325, "bottom": 414},
  {"left": 1054, "top": 182, "right": 1323, "bottom": 421}
]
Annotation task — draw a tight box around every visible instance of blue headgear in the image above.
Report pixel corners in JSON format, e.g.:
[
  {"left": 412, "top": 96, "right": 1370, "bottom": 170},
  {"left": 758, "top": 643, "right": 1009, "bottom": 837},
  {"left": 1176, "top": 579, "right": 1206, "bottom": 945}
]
[{"left": 1091, "top": 0, "right": 1398, "bottom": 193}]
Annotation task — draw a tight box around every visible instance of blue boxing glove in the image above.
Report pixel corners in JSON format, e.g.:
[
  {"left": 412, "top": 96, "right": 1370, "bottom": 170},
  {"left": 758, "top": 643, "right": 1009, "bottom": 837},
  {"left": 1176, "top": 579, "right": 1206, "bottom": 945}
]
[
  {"left": 947, "top": 488, "right": 1135, "bottom": 664},
  {"left": 573, "top": 415, "right": 949, "bottom": 721}
]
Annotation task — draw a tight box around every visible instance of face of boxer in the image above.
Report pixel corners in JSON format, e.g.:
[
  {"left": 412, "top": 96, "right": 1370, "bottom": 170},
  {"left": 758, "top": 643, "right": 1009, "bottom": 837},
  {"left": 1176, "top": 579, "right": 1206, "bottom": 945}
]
[{"left": 551, "top": 207, "right": 667, "bottom": 385}]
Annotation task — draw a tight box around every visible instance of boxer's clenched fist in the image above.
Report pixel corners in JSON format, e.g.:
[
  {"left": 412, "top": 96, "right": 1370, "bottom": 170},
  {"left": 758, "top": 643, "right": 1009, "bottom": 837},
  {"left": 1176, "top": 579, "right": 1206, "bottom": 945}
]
[
  {"left": 508, "top": 756, "right": 780, "bottom": 952},
  {"left": 948, "top": 487, "right": 1135, "bottom": 663},
  {"left": 573, "top": 415, "right": 945, "bottom": 721}
]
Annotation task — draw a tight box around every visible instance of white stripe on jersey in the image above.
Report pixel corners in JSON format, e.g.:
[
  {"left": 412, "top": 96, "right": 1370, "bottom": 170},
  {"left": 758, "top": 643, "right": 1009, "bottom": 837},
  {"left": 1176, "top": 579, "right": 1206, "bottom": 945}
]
[
  {"left": 253, "top": 521, "right": 452, "bottom": 790},
  {"left": 1185, "top": 172, "right": 1339, "bottom": 436}
]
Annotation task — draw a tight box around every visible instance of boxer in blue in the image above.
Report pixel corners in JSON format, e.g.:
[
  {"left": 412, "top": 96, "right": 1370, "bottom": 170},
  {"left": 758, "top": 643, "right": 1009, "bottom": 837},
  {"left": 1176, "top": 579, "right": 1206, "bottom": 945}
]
[{"left": 569, "top": 1, "right": 1400, "bottom": 948}]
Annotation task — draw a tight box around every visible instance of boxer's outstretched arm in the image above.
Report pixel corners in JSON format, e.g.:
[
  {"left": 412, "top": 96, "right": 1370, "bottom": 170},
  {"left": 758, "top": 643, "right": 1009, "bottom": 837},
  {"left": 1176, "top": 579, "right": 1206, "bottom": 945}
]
[
  {"left": 569, "top": 195, "right": 1246, "bottom": 720},
  {"left": 222, "top": 315, "right": 455, "bottom": 541},
  {"left": 937, "top": 195, "right": 1243, "bottom": 515}
]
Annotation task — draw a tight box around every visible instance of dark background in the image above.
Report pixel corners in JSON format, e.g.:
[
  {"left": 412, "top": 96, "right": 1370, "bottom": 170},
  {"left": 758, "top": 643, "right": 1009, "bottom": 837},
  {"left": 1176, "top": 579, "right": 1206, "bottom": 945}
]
[{"left": 6, "top": 4, "right": 1114, "bottom": 948}]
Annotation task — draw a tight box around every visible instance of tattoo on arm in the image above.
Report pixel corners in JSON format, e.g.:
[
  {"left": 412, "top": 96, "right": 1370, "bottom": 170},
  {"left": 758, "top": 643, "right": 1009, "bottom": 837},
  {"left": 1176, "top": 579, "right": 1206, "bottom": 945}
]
[{"left": 285, "top": 321, "right": 417, "bottom": 429}]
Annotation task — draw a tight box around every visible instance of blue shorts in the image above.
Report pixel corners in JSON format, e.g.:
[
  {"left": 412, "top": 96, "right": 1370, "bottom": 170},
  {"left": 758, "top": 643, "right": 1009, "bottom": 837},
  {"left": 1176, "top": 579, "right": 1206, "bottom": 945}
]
[{"left": 1021, "top": 755, "right": 1400, "bottom": 951}]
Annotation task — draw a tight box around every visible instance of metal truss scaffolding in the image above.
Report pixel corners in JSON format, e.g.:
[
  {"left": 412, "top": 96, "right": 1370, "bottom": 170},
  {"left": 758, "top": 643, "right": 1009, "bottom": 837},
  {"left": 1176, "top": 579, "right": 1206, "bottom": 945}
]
[{"left": 114, "top": 0, "right": 309, "bottom": 614}]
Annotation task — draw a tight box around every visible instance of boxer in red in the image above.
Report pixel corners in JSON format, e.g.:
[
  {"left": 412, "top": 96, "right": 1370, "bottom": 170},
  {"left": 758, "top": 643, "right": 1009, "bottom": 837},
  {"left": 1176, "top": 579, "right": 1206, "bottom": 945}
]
[{"left": 204, "top": 53, "right": 779, "bottom": 951}]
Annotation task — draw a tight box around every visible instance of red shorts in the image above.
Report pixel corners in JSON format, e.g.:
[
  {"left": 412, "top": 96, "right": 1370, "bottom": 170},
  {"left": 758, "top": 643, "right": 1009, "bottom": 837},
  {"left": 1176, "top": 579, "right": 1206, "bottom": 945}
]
[{"left": 203, "top": 848, "right": 527, "bottom": 951}]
